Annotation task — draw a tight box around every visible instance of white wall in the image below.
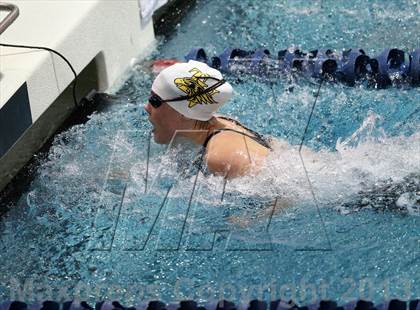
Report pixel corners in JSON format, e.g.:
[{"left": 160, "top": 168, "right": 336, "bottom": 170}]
[{"left": 0, "top": 0, "right": 156, "bottom": 192}]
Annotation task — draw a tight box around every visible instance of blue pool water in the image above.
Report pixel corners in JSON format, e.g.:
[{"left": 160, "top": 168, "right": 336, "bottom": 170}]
[{"left": 0, "top": 0, "right": 419, "bottom": 305}]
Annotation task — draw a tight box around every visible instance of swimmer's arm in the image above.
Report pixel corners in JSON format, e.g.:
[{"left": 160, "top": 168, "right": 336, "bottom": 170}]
[
  {"left": 205, "top": 149, "right": 250, "bottom": 179},
  {"left": 205, "top": 133, "right": 268, "bottom": 179},
  {"left": 205, "top": 145, "right": 268, "bottom": 179}
]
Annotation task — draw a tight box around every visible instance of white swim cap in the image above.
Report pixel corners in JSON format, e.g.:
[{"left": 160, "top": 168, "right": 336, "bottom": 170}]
[{"left": 151, "top": 60, "right": 233, "bottom": 121}]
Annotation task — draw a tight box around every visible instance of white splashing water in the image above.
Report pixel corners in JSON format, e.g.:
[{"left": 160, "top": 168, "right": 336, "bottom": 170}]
[{"left": 192, "top": 111, "right": 420, "bottom": 214}]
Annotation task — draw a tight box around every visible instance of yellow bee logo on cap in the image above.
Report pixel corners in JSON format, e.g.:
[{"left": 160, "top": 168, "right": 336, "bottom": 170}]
[{"left": 174, "top": 68, "right": 219, "bottom": 108}]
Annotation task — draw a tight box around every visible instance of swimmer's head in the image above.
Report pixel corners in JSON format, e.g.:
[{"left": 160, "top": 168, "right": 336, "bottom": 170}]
[{"left": 145, "top": 60, "right": 233, "bottom": 144}]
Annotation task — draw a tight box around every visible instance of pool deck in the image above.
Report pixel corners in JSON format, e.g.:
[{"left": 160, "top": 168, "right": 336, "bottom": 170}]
[{"left": 0, "top": 0, "right": 155, "bottom": 192}]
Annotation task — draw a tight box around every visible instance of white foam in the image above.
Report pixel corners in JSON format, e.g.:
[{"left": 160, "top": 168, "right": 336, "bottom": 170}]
[
  {"left": 214, "top": 112, "right": 420, "bottom": 210},
  {"left": 396, "top": 192, "right": 420, "bottom": 215},
  {"left": 120, "top": 110, "right": 419, "bottom": 214}
]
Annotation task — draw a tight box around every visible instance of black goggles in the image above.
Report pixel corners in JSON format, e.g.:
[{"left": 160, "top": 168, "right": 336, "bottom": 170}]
[{"left": 148, "top": 76, "right": 226, "bottom": 109}]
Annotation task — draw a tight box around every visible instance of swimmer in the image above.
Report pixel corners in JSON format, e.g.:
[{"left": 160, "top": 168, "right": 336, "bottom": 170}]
[{"left": 144, "top": 60, "right": 272, "bottom": 179}]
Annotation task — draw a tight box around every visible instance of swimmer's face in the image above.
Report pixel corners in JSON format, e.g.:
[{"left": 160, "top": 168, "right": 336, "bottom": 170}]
[{"left": 144, "top": 96, "right": 187, "bottom": 144}]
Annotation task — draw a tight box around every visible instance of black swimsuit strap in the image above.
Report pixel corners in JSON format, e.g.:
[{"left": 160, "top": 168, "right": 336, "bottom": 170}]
[
  {"left": 218, "top": 116, "right": 272, "bottom": 149},
  {"left": 202, "top": 116, "right": 273, "bottom": 150},
  {"left": 202, "top": 128, "right": 270, "bottom": 149},
  {"left": 191, "top": 117, "right": 272, "bottom": 176}
]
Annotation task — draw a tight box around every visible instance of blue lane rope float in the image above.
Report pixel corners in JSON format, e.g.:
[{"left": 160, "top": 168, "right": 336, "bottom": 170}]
[
  {"left": 408, "top": 48, "right": 420, "bottom": 85},
  {"left": 337, "top": 48, "right": 371, "bottom": 86},
  {"left": 1, "top": 299, "right": 419, "bottom": 310},
  {"left": 371, "top": 48, "right": 408, "bottom": 87},
  {"left": 184, "top": 47, "right": 420, "bottom": 88},
  {"left": 307, "top": 49, "right": 339, "bottom": 79}
]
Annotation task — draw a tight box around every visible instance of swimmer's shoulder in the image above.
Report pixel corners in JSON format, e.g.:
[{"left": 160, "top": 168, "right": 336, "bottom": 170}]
[
  {"left": 204, "top": 137, "right": 250, "bottom": 178},
  {"left": 214, "top": 117, "right": 272, "bottom": 152},
  {"left": 204, "top": 130, "right": 270, "bottom": 178}
]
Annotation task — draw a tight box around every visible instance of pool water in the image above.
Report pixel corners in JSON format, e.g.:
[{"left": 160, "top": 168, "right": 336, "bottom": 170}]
[{"left": 0, "top": 0, "right": 419, "bottom": 305}]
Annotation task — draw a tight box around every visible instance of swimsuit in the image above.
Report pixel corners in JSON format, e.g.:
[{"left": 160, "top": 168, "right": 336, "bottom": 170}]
[{"left": 191, "top": 116, "right": 272, "bottom": 176}]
